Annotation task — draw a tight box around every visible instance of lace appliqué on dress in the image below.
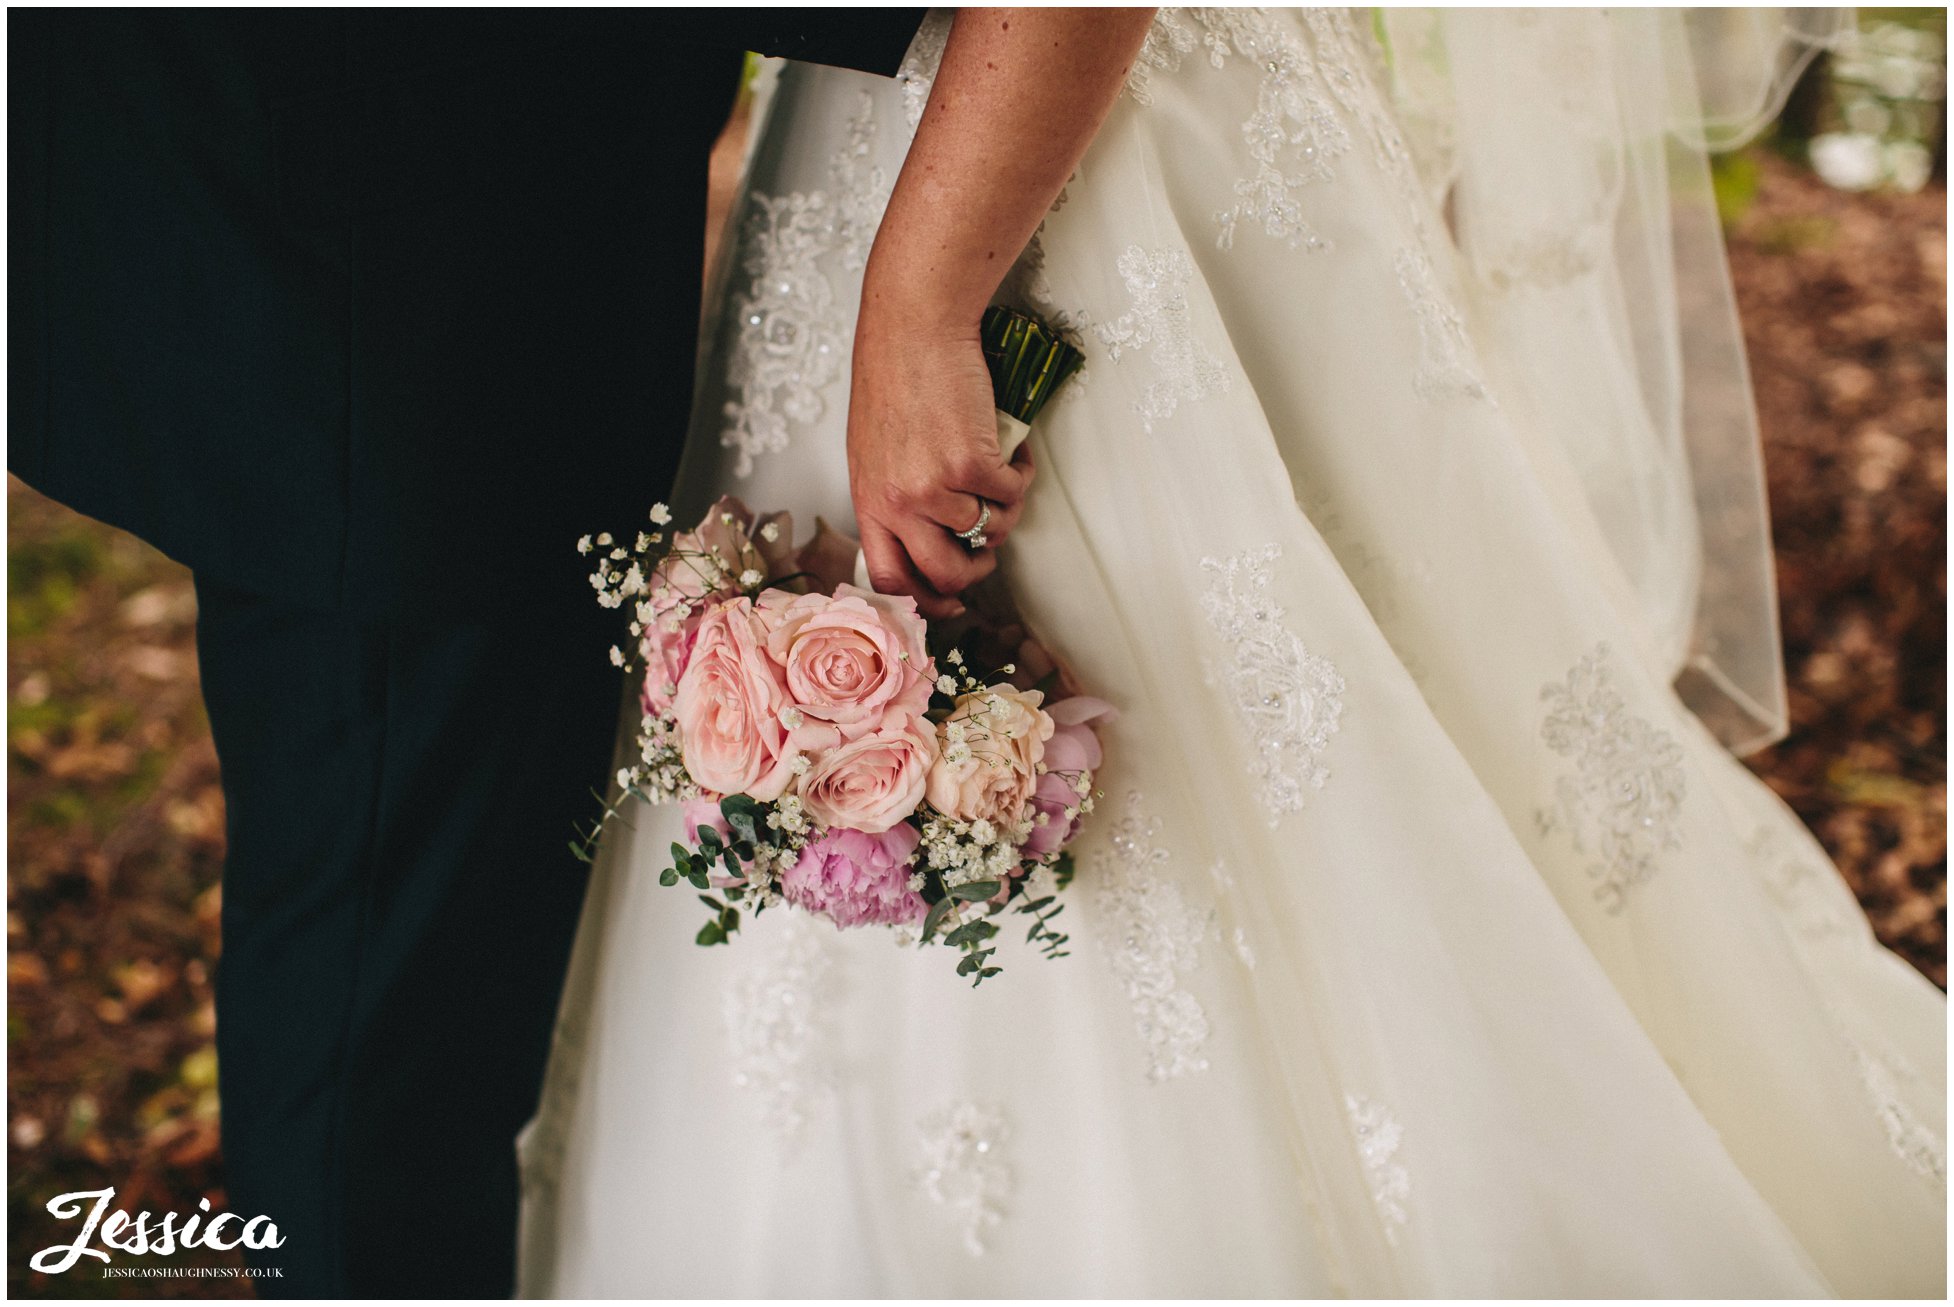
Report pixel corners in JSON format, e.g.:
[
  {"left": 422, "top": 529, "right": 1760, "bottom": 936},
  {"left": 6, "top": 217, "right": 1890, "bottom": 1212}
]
[
  {"left": 915, "top": 1102, "right": 1012, "bottom": 1255},
  {"left": 1129, "top": 9, "right": 1351, "bottom": 252},
  {"left": 724, "top": 914, "right": 834, "bottom": 1142},
  {"left": 1536, "top": 644, "right": 1686, "bottom": 913},
  {"left": 1345, "top": 1093, "right": 1410, "bottom": 1244},
  {"left": 898, "top": 10, "right": 953, "bottom": 132},
  {"left": 1092, "top": 245, "right": 1231, "bottom": 429},
  {"left": 1200, "top": 545, "right": 1346, "bottom": 820},
  {"left": 719, "top": 94, "right": 891, "bottom": 477},
  {"left": 1742, "top": 827, "right": 1862, "bottom": 945},
  {"left": 1393, "top": 246, "right": 1490, "bottom": 401},
  {"left": 1094, "top": 794, "right": 1214, "bottom": 1083},
  {"left": 1851, "top": 1041, "right": 1947, "bottom": 1194}
]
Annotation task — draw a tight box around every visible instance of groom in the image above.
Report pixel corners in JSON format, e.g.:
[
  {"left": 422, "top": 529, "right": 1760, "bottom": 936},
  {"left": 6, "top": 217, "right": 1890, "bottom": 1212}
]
[{"left": 8, "top": 10, "right": 924, "bottom": 1297}]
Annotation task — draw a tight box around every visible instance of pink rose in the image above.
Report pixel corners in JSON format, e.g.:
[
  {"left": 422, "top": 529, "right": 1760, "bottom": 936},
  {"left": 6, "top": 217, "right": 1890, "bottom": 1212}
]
[
  {"left": 926, "top": 686, "right": 1056, "bottom": 831},
  {"left": 673, "top": 598, "right": 798, "bottom": 800},
  {"left": 781, "top": 824, "right": 926, "bottom": 929},
  {"left": 655, "top": 496, "right": 794, "bottom": 606},
  {"left": 765, "top": 584, "right": 933, "bottom": 741},
  {"left": 1022, "top": 771, "right": 1085, "bottom": 858},
  {"left": 797, "top": 719, "right": 938, "bottom": 834},
  {"left": 1044, "top": 696, "right": 1114, "bottom": 774},
  {"left": 1022, "top": 696, "right": 1115, "bottom": 856},
  {"left": 639, "top": 619, "right": 700, "bottom": 719}
]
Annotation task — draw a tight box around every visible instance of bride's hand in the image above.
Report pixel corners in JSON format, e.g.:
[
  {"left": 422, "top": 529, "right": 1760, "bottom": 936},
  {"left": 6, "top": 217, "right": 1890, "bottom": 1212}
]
[
  {"left": 847, "top": 304, "right": 1033, "bottom": 619},
  {"left": 844, "top": 8, "right": 1154, "bottom": 618}
]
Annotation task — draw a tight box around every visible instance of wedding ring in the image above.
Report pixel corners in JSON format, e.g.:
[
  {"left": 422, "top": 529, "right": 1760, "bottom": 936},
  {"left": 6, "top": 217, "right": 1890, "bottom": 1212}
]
[{"left": 954, "top": 499, "right": 993, "bottom": 551}]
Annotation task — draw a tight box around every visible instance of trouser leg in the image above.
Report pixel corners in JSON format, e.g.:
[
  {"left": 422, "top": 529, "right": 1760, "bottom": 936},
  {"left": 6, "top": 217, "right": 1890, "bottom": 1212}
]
[{"left": 195, "top": 582, "right": 621, "bottom": 1297}]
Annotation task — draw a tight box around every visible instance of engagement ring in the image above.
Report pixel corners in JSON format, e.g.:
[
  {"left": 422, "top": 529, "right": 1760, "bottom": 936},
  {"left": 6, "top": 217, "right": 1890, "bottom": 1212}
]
[{"left": 955, "top": 500, "right": 992, "bottom": 551}]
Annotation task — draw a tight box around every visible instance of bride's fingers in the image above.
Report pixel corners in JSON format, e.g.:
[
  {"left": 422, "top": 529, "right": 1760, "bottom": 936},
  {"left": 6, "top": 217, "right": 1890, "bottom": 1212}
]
[
  {"left": 921, "top": 484, "right": 1021, "bottom": 547},
  {"left": 861, "top": 521, "right": 966, "bottom": 619},
  {"left": 972, "top": 495, "right": 1023, "bottom": 545},
  {"left": 901, "top": 517, "right": 998, "bottom": 599},
  {"left": 954, "top": 449, "right": 1035, "bottom": 510}
]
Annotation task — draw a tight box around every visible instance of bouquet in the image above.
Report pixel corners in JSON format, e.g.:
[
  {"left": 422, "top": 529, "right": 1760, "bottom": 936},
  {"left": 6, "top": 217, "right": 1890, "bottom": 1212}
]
[{"left": 576, "top": 309, "right": 1097, "bottom": 985}]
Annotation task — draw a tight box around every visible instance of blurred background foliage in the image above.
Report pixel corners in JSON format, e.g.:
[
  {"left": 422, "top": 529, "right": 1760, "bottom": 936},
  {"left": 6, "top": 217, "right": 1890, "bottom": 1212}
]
[{"left": 8, "top": 13, "right": 1948, "bottom": 1297}]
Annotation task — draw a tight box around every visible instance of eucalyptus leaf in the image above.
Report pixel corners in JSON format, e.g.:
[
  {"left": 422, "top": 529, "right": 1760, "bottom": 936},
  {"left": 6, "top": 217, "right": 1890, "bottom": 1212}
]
[{"left": 922, "top": 897, "right": 958, "bottom": 941}]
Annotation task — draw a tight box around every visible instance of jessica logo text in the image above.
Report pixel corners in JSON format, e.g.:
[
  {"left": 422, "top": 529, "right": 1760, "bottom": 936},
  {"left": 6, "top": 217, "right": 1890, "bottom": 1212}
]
[{"left": 29, "top": 1188, "right": 284, "bottom": 1274}]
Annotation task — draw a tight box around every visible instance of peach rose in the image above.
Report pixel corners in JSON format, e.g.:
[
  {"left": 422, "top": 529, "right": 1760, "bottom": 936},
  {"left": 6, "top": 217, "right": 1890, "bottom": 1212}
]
[
  {"left": 797, "top": 719, "right": 939, "bottom": 835},
  {"left": 673, "top": 598, "right": 797, "bottom": 800},
  {"left": 764, "top": 584, "right": 933, "bottom": 741},
  {"left": 926, "top": 686, "right": 1056, "bottom": 829}
]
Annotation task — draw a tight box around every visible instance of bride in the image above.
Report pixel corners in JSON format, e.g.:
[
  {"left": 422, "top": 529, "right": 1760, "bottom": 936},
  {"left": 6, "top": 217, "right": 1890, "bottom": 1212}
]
[{"left": 519, "top": 9, "right": 1944, "bottom": 1296}]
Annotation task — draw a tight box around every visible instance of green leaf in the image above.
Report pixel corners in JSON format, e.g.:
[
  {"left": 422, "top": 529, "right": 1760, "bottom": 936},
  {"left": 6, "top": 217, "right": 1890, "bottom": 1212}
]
[
  {"left": 697, "top": 895, "right": 724, "bottom": 912},
  {"left": 922, "top": 897, "right": 958, "bottom": 942},
  {"left": 687, "top": 866, "right": 711, "bottom": 890},
  {"left": 659, "top": 867, "right": 680, "bottom": 887},
  {"left": 696, "top": 921, "right": 726, "bottom": 947},
  {"left": 950, "top": 879, "right": 1000, "bottom": 902},
  {"left": 945, "top": 919, "right": 999, "bottom": 949},
  {"left": 671, "top": 842, "right": 694, "bottom": 867},
  {"left": 720, "top": 794, "right": 764, "bottom": 845}
]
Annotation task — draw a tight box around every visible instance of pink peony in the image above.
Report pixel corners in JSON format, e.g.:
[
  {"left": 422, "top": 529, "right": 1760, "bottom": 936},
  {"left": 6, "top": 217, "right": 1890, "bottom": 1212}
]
[
  {"left": 765, "top": 584, "right": 934, "bottom": 741},
  {"left": 926, "top": 685, "right": 1055, "bottom": 831},
  {"left": 781, "top": 824, "right": 927, "bottom": 929},
  {"left": 797, "top": 719, "right": 938, "bottom": 834},
  {"left": 673, "top": 598, "right": 798, "bottom": 800}
]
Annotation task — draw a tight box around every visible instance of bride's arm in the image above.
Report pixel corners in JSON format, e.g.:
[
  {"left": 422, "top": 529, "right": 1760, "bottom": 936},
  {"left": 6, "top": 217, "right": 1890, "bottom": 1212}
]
[{"left": 848, "top": 7, "right": 1156, "bottom": 617}]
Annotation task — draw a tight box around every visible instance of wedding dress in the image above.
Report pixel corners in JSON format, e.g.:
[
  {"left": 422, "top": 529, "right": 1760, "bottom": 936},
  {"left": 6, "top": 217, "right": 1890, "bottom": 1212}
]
[{"left": 518, "top": 10, "right": 1944, "bottom": 1297}]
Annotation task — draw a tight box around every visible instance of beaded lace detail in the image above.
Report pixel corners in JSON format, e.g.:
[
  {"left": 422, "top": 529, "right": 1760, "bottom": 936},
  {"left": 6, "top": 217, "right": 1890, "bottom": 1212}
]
[
  {"left": 720, "top": 93, "right": 890, "bottom": 477},
  {"left": 915, "top": 1102, "right": 1012, "bottom": 1255},
  {"left": 1200, "top": 545, "right": 1346, "bottom": 820},
  {"left": 1129, "top": 10, "right": 1488, "bottom": 400},
  {"left": 1093, "top": 246, "right": 1231, "bottom": 429},
  {"left": 1093, "top": 793, "right": 1214, "bottom": 1083},
  {"left": 1129, "top": 9, "right": 1351, "bottom": 251},
  {"left": 897, "top": 11, "right": 953, "bottom": 132},
  {"left": 1346, "top": 1093, "right": 1411, "bottom": 1243},
  {"left": 1536, "top": 644, "right": 1687, "bottom": 913},
  {"left": 723, "top": 914, "right": 834, "bottom": 1141}
]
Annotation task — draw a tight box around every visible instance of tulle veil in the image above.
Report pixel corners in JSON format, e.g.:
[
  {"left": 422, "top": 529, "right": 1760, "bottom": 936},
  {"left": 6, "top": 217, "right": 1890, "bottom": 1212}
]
[{"left": 1377, "top": 6, "right": 1851, "bottom": 754}]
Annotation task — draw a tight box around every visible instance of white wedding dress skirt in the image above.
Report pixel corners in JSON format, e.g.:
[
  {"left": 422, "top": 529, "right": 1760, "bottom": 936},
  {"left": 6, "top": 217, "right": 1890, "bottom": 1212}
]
[{"left": 519, "top": 12, "right": 1944, "bottom": 1297}]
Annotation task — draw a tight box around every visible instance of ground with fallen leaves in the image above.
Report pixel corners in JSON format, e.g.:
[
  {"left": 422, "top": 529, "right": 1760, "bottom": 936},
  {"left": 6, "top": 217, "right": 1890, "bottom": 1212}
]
[{"left": 7, "top": 149, "right": 1944, "bottom": 1297}]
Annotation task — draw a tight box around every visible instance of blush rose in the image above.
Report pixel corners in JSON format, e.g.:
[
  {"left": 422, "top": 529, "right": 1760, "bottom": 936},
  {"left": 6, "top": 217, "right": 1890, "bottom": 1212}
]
[
  {"left": 765, "top": 584, "right": 933, "bottom": 741},
  {"left": 673, "top": 597, "right": 798, "bottom": 801},
  {"left": 797, "top": 719, "right": 939, "bottom": 834}
]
